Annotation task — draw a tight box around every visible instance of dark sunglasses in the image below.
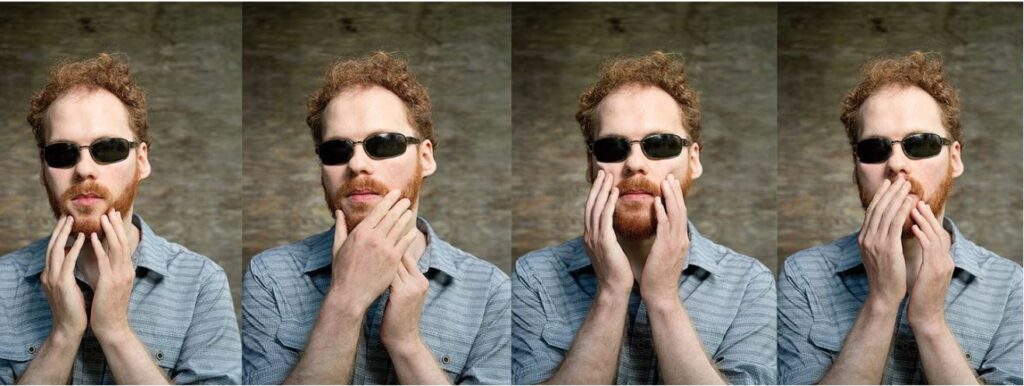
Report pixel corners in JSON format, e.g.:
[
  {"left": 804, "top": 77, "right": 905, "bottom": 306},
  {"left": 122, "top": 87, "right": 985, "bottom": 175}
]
[
  {"left": 40, "top": 138, "right": 138, "bottom": 169},
  {"left": 587, "top": 133, "right": 692, "bottom": 163},
  {"left": 317, "top": 132, "right": 422, "bottom": 166},
  {"left": 854, "top": 133, "right": 953, "bottom": 164}
]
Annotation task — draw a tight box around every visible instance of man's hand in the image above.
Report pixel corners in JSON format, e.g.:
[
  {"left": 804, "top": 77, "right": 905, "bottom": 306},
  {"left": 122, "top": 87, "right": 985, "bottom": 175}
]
[
  {"left": 583, "top": 170, "right": 633, "bottom": 295},
  {"left": 380, "top": 249, "right": 430, "bottom": 354},
  {"left": 640, "top": 175, "right": 689, "bottom": 305},
  {"left": 89, "top": 209, "right": 136, "bottom": 341},
  {"left": 328, "top": 189, "right": 419, "bottom": 313},
  {"left": 858, "top": 177, "right": 916, "bottom": 308},
  {"left": 41, "top": 215, "right": 88, "bottom": 341},
  {"left": 907, "top": 201, "right": 955, "bottom": 332}
]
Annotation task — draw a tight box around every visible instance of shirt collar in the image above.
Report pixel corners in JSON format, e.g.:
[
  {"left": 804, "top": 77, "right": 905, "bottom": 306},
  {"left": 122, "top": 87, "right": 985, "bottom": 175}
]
[
  {"left": 25, "top": 214, "right": 171, "bottom": 279},
  {"left": 302, "top": 216, "right": 462, "bottom": 280},
  {"left": 565, "top": 221, "right": 722, "bottom": 277},
  {"left": 834, "top": 217, "right": 985, "bottom": 280}
]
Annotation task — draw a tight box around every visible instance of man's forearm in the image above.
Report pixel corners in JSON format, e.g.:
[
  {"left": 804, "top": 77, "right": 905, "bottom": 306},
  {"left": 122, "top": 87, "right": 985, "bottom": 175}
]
[
  {"left": 646, "top": 297, "right": 726, "bottom": 384},
  {"left": 16, "top": 330, "right": 81, "bottom": 384},
  {"left": 284, "top": 293, "right": 364, "bottom": 384},
  {"left": 819, "top": 298, "right": 899, "bottom": 384},
  {"left": 388, "top": 338, "right": 450, "bottom": 384},
  {"left": 97, "top": 329, "right": 171, "bottom": 384},
  {"left": 914, "top": 321, "right": 981, "bottom": 384},
  {"left": 544, "top": 290, "right": 629, "bottom": 384}
]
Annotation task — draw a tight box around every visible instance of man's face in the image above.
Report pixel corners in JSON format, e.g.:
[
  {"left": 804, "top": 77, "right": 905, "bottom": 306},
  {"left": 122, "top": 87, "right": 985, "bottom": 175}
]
[
  {"left": 589, "top": 84, "right": 702, "bottom": 239},
  {"left": 321, "top": 85, "right": 436, "bottom": 231},
  {"left": 42, "top": 87, "right": 150, "bottom": 236},
  {"left": 854, "top": 85, "right": 963, "bottom": 235}
]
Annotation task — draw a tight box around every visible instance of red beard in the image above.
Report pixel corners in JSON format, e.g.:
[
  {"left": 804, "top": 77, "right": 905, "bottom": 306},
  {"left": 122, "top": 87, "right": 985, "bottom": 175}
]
[
  {"left": 46, "top": 168, "right": 140, "bottom": 238},
  {"left": 612, "top": 174, "right": 692, "bottom": 240},
  {"left": 325, "top": 164, "right": 424, "bottom": 232},
  {"left": 857, "top": 166, "right": 954, "bottom": 237}
]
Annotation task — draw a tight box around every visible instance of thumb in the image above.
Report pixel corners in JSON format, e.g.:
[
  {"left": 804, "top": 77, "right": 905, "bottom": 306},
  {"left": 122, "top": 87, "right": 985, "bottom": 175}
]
[{"left": 332, "top": 209, "right": 348, "bottom": 256}]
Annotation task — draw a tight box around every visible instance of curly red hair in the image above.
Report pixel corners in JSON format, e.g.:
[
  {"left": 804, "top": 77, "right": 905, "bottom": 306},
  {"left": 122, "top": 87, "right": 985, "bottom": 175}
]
[
  {"left": 576, "top": 51, "right": 702, "bottom": 145},
  {"left": 306, "top": 52, "right": 435, "bottom": 148},
  {"left": 27, "top": 53, "right": 149, "bottom": 148},
  {"left": 841, "top": 51, "right": 961, "bottom": 146}
]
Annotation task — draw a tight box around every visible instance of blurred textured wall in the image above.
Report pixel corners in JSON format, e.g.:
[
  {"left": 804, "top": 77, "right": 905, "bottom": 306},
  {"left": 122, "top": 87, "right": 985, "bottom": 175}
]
[
  {"left": 778, "top": 3, "right": 1022, "bottom": 266},
  {"left": 512, "top": 3, "right": 778, "bottom": 272},
  {"left": 242, "top": 4, "right": 512, "bottom": 272},
  {"left": 0, "top": 4, "right": 244, "bottom": 309}
]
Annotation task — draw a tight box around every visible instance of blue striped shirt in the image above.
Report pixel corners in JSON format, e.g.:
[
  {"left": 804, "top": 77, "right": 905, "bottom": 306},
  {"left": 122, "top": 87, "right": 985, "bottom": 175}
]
[
  {"left": 0, "top": 215, "right": 242, "bottom": 384},
  {"left": 512, "top": 222, "right": 777, "bottom": 384},
  {"left": 777, "top": 217, "right": 1023, "bottom": 384},
  {"left": 242, "top": 217, "right": 511, "bottom": 384}
]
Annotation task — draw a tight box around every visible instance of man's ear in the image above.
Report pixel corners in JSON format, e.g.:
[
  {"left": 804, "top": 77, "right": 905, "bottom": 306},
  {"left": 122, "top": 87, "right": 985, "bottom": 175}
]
[
  {"left": 419, "top": 140, "right": 437, "bottom": 177},
  {"left": 950, "top": 141, "right": 964, "bottom": 178},
  {"left": 137, "top": 142, "right": 151, "bottom": 180},
  {"left": 688, "top": 143, "right": 703, "bottom": 180}
]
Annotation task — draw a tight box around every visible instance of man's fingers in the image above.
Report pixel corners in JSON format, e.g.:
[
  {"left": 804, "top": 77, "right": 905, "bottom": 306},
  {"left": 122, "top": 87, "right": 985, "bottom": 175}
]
[
  {"left": 660, "top": 179, "right": 678, "bottom": 221},
  {"left": 863, "top": 179, "right": 893, "bottom": 231},
  {"left": 874, "top": 179, "right": 910, "bottom": 237},
  {"left": 333, "top": 210, "right": 347, "bottom": 255},
  {"left": 600, "top": 187, "right": 618, "bottom": 234},
  {"left": 376, "top": 198, "right": 412, "bottom": 234},
  {"left": 62, "top": 233, "right": 86, "bottom": 279},
  {"left": 110, "top": 210, "right": 129, "bottom": 249},
  {"left": 585, "top": 170, "right": 606, "bottom": 229},
  {"left": 100, "top": 214, "right": 122, "bottom": 264},
  {"left": 90, "top": 233, "right": 112, "bottom": 276},
  {"left": 918, "top": 202, "right": 945, "bottom": 241},
  {"left": 46, "top": 215, "right": 69, "bottom": 259},
  {"left": 387, "top": 210, "right": 415, "bottom": 245},
  {"left": 654, "top": 197, "right": 669, "bottom": 234},
  {"left": 396, "top": 229, "right": 417, "bottom": 256},
  {"left": 361, "top": 189, "right": 402, "bottom": 229},
  {"left": 885, "top": 195, "right": 917, "bottom": 238},
  {"left": 591, "top": 173, "right": 612, "bottom": 233}
]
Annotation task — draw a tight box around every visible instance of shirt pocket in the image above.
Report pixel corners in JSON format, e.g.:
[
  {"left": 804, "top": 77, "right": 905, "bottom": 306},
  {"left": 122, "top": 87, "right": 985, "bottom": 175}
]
[
  {"left": 0, "top": 333, "right": 45, "bottom": 382},
  {"left": 541, "top": 319, "right": 575, "bottom": 352},
  {"left": 421, "top": 328, "right": 473, "bottom": 383},
  {"left": 808, "top": 318, "right": 843, "bottom": 355},
  {"left": 136, "top": 329, "right": 185, "bottom": 377},
  {"left": 275, "top": 319, "right": 312, "bottom": 352}
]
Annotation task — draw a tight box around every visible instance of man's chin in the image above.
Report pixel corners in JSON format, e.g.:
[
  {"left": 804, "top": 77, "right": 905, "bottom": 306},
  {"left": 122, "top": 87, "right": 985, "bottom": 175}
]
[
  {"left": 70, "top": 214, "right": 105, "bottom": 238},
  {"left": 612, "top": 209, "right": 656, "bottom": 240}
]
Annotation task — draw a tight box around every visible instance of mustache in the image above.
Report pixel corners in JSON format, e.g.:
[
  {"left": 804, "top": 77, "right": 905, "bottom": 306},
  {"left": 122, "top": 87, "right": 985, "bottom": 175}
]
[
  {"left": 334, "top": 176, "right": 391, "bottom": 205},
  {"left": 61, "top": 181, "right": 112, "bottom": 204},
  {"left": 616, "top": 176, "right": 660, "bottom": 196}
]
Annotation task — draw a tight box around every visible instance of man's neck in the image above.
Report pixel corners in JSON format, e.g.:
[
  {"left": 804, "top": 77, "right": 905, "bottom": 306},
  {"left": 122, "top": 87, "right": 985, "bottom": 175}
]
[
  {"left": 617, "top": 234, "right": 654, "bottom": 284},
  {"left": 77, "top": 210, "right": 142, "bottom": 287}
]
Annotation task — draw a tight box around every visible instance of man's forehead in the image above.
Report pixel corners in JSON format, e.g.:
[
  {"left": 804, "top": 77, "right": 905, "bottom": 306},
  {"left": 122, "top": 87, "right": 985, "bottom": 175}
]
[
  {"left": 323, "top": 85, "right": 416, "bottom": 140},
  {"left": 860, "top": 85, "right": 946, "bottom": 138},
  {"left": 595, "top": 84, "right": 688, "bottom": 139},
  {"left": 45, "top": 87, "right": 134, "bottom": 143}
]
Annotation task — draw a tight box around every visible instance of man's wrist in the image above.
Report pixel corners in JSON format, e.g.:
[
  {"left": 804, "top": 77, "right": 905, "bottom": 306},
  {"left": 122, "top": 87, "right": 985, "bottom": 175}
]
[
  {"left": 864, "top": 292, "right": 902, "bottom": 316},
  {"left": 384, "top": 334, "right": 427, "bottom": 362},
  {"left": 909, "top": 315, "right": 949, "bottom": 339},
  {"left": 46, "top": 327, "right": 84, "bottom": 352},
  {"left": 324, "top": 288, "right": 371, "bottom": 320},
  {"left": 94, "top": 324, "right": 136, "bottom": 352},
  {"left": 643, "top": 292, "right": 683, "bottom": 315}
]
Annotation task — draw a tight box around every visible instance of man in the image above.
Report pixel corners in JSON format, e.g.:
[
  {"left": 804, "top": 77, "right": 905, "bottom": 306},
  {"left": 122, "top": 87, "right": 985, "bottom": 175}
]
[
  {"left": 0, "top": 53, "right": 241, "bottom": 384},
  {"left": 512, "top": 52, "right": 777, "bottom": 384},
  {"left": 777, "top": 51, "right": 1023, "bottom": 384},
  {"left": 241, "top": 52, "right": 511, "bottom": 384}
]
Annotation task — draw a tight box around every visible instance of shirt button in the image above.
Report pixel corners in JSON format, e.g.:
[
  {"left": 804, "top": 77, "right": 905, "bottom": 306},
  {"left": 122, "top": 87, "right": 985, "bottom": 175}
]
[
  {"left": 155, "top": 351, "right": 164, "bottom": 360},
  {"left": 637, "top": 341, "right": 648, "bottom": 350},
  {"left": 27, "top": 345, "right": 36, "bottom": 354},
  {"left": 441, "top": 354, "right": 451, "bottom": 364},
  {"left": 965, "top": 352, "right": 972, "bottom": 360}
]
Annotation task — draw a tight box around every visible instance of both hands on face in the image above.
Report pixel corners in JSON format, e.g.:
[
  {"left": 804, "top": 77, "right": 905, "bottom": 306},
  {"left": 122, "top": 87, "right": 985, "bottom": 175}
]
[
  {"left": 583, "top": 170, "right": 690, "bottom": 301},
  {"left": 42, "top": 209, "right": 135, "bottom": 342},
  {"left": 328, "top": 189, "right": 425, "bottom": 347},
  {"left": 858, "top": 176, "right": 955, "bottom": 327}
]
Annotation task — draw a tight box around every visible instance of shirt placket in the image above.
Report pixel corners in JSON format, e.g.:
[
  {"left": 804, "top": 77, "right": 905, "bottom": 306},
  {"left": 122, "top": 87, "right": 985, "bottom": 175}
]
[
  {"left": 361, "top": 291, "right": 392, "bottom": 384},
  {"left": 74, "top": 287, "right": 107, "bottom": 385}
]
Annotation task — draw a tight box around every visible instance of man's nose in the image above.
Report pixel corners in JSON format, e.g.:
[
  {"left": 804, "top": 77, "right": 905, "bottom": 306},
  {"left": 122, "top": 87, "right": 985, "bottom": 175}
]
[
  {"left": 885, "top": 143, "right": 911, "bottom": 178},
  {"left": 73, "top": 148, "right": 99, "bottom": 181},
  {"left": 623, "top": 143, "right": 649, "bottom": 176},
  {"left": 346, "top": 144, "right": 374, "bottom": 176}
]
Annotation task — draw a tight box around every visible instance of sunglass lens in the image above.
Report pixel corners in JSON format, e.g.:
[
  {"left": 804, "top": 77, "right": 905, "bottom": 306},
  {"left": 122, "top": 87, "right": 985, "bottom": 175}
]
[
  {"left": 365, "top": 133, "right": 409, "bottom": 159},
  {"left": 856, "top": 138, "right": 891, "bottom": 163},
  {"left": 903, "top": 133, "right": 943, "bottom": 159},
  {"left": 592, "top": 137, "right": 631, "bottom": 163},
  {"left": 91, "top": 138, "right": 132, "bottom": 164},
  {"left": 642, "top": 134, "right": 684, "bottom": 159},
  {"left": 43, "top": 143, "right": 79, "bottom": 168},
  {"left": 318, "top": 140, "right": 354, "bottom": 165}
]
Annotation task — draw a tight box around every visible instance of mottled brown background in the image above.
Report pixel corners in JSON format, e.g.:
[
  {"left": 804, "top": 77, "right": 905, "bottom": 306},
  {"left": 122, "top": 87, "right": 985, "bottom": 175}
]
[
  {"left": 511, "top": 3, "right": 778, "bottom": 272},
  {"left": 0, "top": 4, "right": 244, "bottom": 308},
  {"left": 242, "top": 4, "right": 512, "bottom": 272},
  {"left": 778, "top": 3, "right": 1023, "bottom": 266}
]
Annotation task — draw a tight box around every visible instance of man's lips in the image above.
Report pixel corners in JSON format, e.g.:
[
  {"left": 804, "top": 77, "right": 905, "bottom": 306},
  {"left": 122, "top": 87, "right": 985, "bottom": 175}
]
[
  {"left": 71, "top": 194, "right": 104, "bottom": 205},
  {"left": 346, "top": 190, "right": 382, "bottom": 203},
  {"left": 619, "top": 190, "right": 655, "bottom": 201}
]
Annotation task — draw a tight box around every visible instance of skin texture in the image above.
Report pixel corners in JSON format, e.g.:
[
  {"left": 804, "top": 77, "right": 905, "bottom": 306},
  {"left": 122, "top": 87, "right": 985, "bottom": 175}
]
[
  {"left": 818, "top": 85, "right": 978, "bottom": 384},
  {"left": 283, "top": 85, "right": 449, "bottom": 384},
  {"left": 18, "top": 88, "right": 168, "bottom": 384},
  {"left": 543, "top": 85, "right": 725, "bottom": 384}
]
